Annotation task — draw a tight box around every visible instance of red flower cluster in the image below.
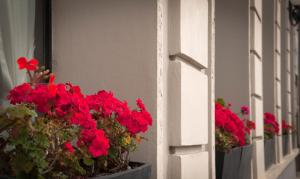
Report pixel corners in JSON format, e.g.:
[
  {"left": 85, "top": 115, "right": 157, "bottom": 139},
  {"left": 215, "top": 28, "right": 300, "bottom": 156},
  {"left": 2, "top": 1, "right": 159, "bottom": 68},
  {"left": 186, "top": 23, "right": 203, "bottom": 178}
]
[
  {"left": 86, "top": 91, "right": 152, "bottom": 135},
  {"left": 7, "top": 83, "right": 32, "bottom": 105},
  {"left": 241, "top": 106, "right": 249, "bottom": 115},
  {"left": 4, "top": 57, "right": 153, "bottom": 176},
  {"left": 7, "top": 74, "right": 152, "bottom": 158},
  {"left": 78, "top": 129, "right": 109, "bottom": 157},
  {"left": 215, "top": 103, "right": 246, "bottom": 146},
  {"left": 7, "top": 80, "right": 109, "bottom": 157},
  {"left": 282, "top": 119, "right": 293, "bottom": 134},
  {"left": 264, "top": 112, "right": 279, "bottom": 137}
]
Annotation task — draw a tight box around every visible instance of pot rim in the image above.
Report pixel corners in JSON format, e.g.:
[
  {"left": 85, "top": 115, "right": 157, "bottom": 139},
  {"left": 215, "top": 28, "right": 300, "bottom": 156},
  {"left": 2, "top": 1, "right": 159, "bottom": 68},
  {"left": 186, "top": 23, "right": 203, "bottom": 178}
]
[{"left": 89, "top": 162, "right": 151, "bottom": 179}]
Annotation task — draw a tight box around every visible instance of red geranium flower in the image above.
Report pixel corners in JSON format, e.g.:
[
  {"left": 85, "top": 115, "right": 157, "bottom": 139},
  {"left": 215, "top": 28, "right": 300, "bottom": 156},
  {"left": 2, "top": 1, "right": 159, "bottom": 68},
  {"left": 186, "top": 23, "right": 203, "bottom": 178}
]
[
  {"left": 17, "top": 57, "right": 39, "bottom": 71},
  {"left": 48, "top": 73, "right": 57, "bottom": 95},
  {"left": 246, "top": 120, "right": 256, "bottom": 130},
  {"left": 264, "top": 112, "right": 279, "bottom": 137},
  {"left": 241, "top": 106, "right": 249, "bottom": 115},
  {"left": 282, "top": 119, "right": 293, "bottom": 134},
  {"left": 64, "top": 141, "right": 75, "bottom": 154},
  {"left": 215, "top": 102, "right": 247, "bottom": 148}
]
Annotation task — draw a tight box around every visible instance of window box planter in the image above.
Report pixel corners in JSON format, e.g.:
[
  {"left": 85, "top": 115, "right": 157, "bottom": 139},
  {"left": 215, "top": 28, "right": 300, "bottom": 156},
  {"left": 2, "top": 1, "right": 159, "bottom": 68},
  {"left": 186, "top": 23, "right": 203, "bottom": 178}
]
[
  {"left": 292, "top": 132, "right": 297, "bottom": 149},
  {"left": 0, "top": 162, "right": 151, "bottom": 179},
  {"left": 216, "top": 147, "right": 241, "bottom": 179},
  {"left": 90, "top": 162, "right": 151, "bottom": 179},
  {"left": 238, "top": 144, "right": 253, "bottom": 179},
  {"left": 264, "top": 138, "right": 276, "bottom": 170},
  {"left": 216, "top": 145, "right": 253, "bottom": 179},
  {"left": 282, "top": 134, "right": 289, "bottom": 156}
]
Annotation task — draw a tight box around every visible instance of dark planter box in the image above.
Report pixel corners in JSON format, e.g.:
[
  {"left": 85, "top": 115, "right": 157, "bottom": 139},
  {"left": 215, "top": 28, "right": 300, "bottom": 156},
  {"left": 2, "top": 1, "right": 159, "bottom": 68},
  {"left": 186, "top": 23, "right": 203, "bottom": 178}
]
[
  {"left": 0, "top": 162, "right": 151, "bottom": 179},
  {"left": 282, "top": 135, "right": 289, "bottom": 156},
  {"left": 216, "top": 147, "right": 241, "bottom": 179},
  {"left": 216, "top": 145, "right": 253, "bottom": 179},
  {"left": 238, "top": 145, "right": 253, "bottom": 179},
  {"left": 264, "top": 138, "right": 276, "bottom": 170},
  {"left": 90, "top": 162, "right": 151, "bottom": 179},
  {"left": 292, "top": 132, "right": 297, "bottom": 149}
]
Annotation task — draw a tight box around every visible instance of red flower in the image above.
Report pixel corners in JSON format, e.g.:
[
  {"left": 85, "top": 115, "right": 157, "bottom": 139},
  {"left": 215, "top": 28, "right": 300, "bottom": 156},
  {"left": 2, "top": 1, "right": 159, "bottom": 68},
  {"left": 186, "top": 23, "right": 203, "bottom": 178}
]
[
  {"left": 241, "top": 106, "right": 249, "bottom": 115},
  {"left": 215, "top": 103, "right": 246, "bottom": 147},
  {"left": 264, "top": 112, "right": 279, "bottom": 136},
  {"left": 27, "top": 84, "right": 54, "bottom": 113},
  {"left": 48, "top": 73, "right": 57, "bottom": 95},
  {"left": 64, "top": 141, "right": 75, "bottom": 154},
  {"left": 7, "top": 83, "right": 32, "bottom": 104},
  {"left": 115, "top": 99, "right": 152, "bottom": 135},
  {"left": 282, "top": 119, "right": 293, "bottom": 134},
  {"left": 17, "top": 57, "right": 38, "bottom": 71},
  {"left": 86, "top": 91, "right": 152, "bottom": 135},
  {"left": 246, "top": 120, "right": 256, "bottom": 130},
  {"left": 78, "top": 129, "right": 110, "bottom": 157},
  {"left": 88, "top": 130, "right": 110, "bottom": 157}
]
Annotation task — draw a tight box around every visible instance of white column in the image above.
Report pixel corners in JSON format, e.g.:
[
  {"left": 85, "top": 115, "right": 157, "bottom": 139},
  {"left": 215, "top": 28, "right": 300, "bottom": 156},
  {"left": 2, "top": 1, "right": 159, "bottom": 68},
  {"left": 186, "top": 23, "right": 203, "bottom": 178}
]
[
  {"left": 250, "top": 0, "right": 265, "bottom": 178},
  {"left": 275, "top": 0, "right": 283, "bottom": 162},
  {"left": 168, "top": 0, "right": 211, "bottom": 178}
]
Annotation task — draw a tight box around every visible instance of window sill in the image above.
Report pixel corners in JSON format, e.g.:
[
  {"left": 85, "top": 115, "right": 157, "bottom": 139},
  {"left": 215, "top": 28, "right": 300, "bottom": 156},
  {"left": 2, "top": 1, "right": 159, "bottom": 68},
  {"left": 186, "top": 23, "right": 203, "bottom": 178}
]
[{"left": 265, "top": 149, "right": 299, "bottom": 179}]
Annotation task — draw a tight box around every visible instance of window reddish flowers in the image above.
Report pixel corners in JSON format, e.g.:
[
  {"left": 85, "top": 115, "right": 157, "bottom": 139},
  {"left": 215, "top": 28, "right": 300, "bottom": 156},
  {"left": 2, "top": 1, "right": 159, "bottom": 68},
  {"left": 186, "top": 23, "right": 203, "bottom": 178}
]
[
  {"left": 48, "top": 73, "right": 57, "bottom": 95},
  {"left": 215, "top": 102, "right": 247, "bottom": 150},
  {"left": 17, "top": 57, "right": 39, "bottom": 71},
  {"left": 3, "top": 57, "right": 153, "bottom": 177},
  {"left": 247, "top": 120, "right": 256, "bottom": 129},
  {"left": 215, "top": 100, "right": 255, "bottom": 151},
  {"left": 282, "top": 119, "right": 293, "bottom": 135},
  {"left": 86, "top": 91, "right": 152, "bottom": 135},
  {"left": 64, "top": 141, "right": 75, "bottom": 154},
  {"left": 7, "top": 83, "right": 32, "bottom": 104},
  {"left": 264, "top": 112, "right": 279, "bottom": 139},
  {"left": 241, "top": 106, "right": 249, "bottom": 115}
]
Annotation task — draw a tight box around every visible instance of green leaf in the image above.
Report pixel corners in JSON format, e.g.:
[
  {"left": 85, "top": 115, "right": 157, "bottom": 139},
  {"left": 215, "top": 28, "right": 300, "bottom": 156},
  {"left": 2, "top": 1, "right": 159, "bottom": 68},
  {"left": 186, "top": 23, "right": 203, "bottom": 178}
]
[
  {"left": 7, "top": 105, "right": 37, "bottom": 119},
  {"left": 108, "top": 148, "right": 117, "bottom": 159},
  {"left": 16, "top": 171, "right": 31, "bottom": 179},
  {"left": 11, "top": 153, "right": 34, "bottom": 173},
  {"left": 216, "top": 98, "right": 225, "bottom": 107},
  {"left": 83, "top": 157, "right": 94, "bottom": 166}
]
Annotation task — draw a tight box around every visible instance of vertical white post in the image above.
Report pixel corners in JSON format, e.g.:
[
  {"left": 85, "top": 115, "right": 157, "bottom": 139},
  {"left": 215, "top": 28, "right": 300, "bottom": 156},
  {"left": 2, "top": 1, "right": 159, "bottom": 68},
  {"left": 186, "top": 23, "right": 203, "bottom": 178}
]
[{"left": 250, "top": 0, "right": 265, "bottom": 178}]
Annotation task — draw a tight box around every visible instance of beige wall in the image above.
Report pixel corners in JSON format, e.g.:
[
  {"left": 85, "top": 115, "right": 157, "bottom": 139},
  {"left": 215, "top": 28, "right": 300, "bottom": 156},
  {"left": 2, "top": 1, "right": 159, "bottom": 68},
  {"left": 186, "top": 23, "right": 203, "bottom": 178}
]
[
  {"left": 215, "top": 0, "right": 250, "bottom": 112},
  {"left": 263, "top": 0, "right": 276, "bottom": 114},
  {"left": 52, "top": 0, "right": 159, "bottom": 177}
]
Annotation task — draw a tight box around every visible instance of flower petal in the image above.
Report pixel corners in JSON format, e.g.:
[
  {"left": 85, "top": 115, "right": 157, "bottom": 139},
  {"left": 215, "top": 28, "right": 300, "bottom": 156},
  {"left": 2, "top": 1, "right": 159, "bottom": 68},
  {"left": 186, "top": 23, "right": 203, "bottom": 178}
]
[
  {"left": 17, "top": 57, "right": 27, "bottom": 69},
  {"left": 26, "top": 58, "right": 39, "bottom": 71},
  {"left": 49, "top": 73, "right": 55, "bottom": 84}
]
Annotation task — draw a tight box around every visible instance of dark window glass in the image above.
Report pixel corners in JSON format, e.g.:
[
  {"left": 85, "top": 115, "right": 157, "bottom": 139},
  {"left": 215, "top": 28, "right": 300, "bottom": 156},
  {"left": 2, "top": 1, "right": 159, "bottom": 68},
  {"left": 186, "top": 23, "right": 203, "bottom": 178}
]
[{"left": 34, "top": 0, "right": 52, "bottom": 70}]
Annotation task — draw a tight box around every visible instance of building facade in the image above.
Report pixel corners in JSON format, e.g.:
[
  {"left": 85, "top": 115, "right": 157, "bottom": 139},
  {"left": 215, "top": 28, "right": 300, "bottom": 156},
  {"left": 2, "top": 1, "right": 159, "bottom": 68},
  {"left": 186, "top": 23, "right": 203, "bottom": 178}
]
[
  {"left": 1, "top": 0, "right": 300, "bottom": 179},
  {"left": 51, "top": 0, "right": 300, "bottom": 178}
]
